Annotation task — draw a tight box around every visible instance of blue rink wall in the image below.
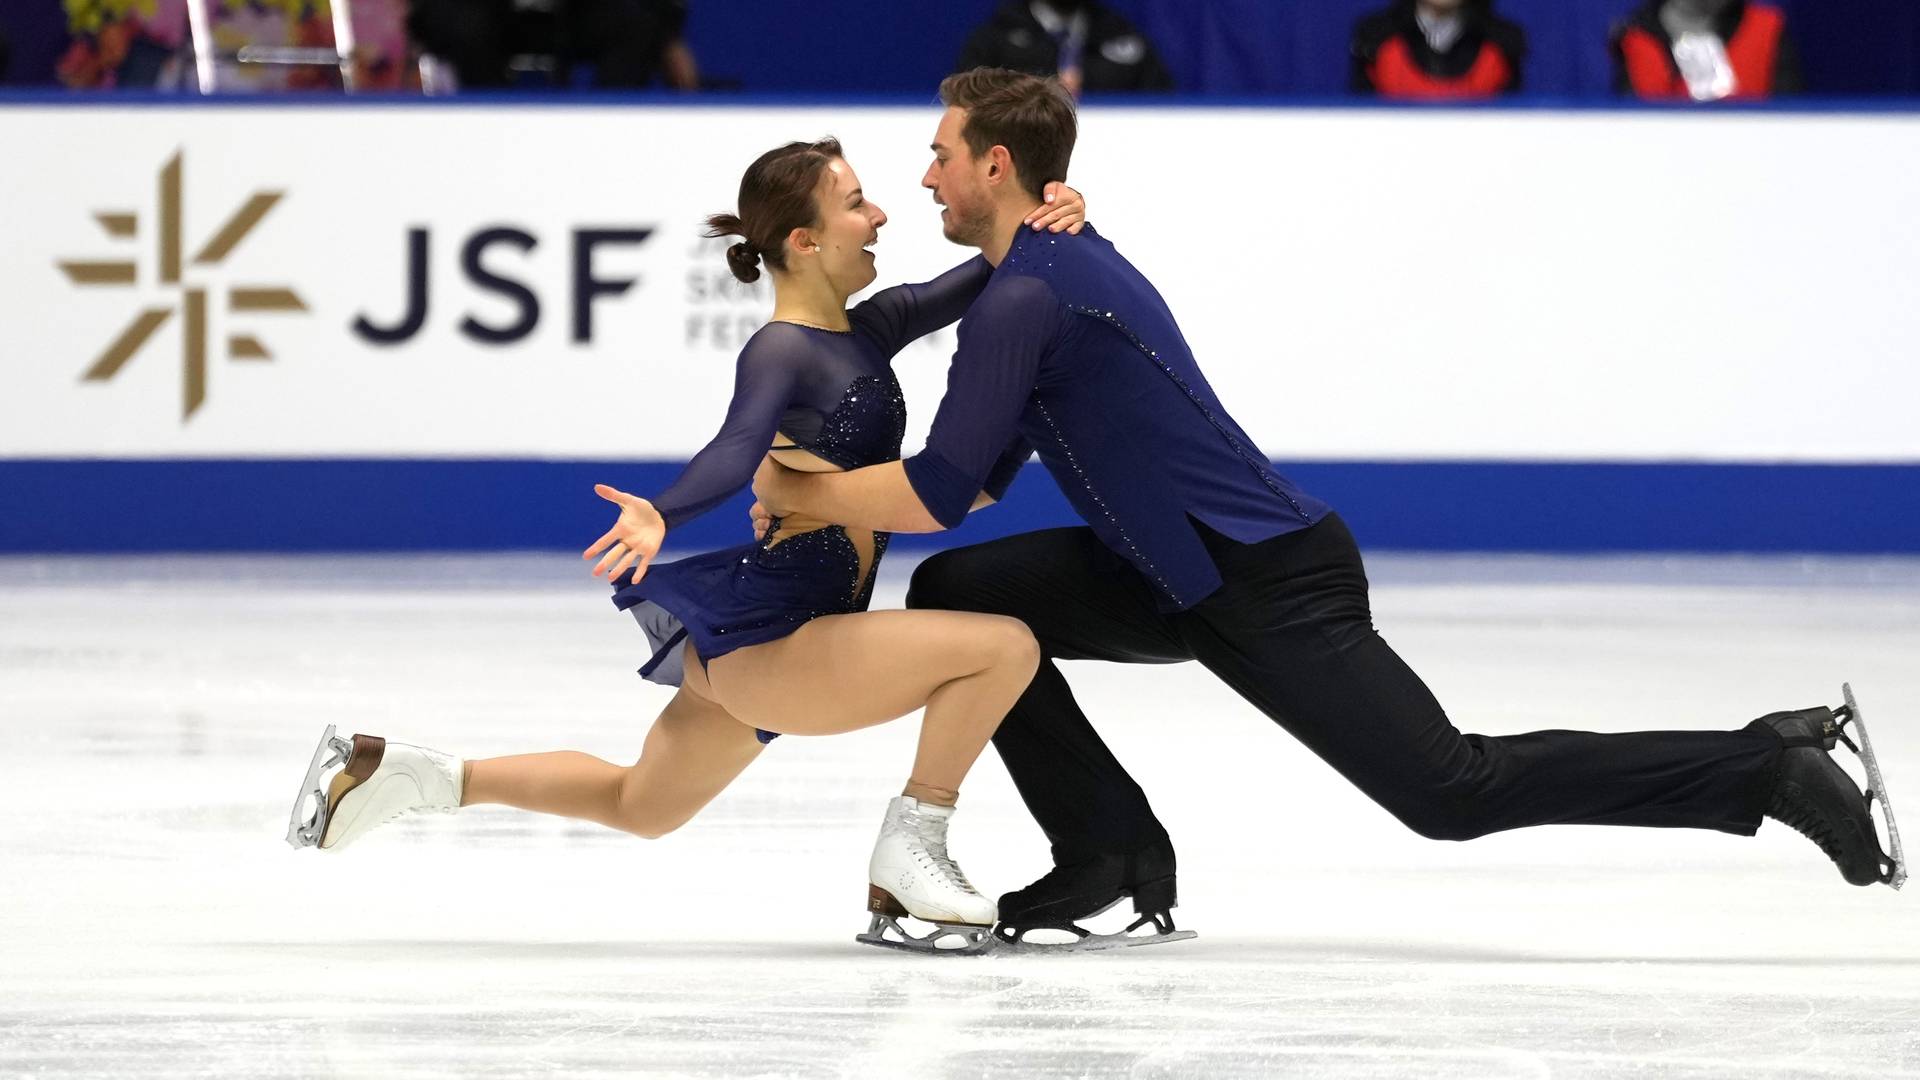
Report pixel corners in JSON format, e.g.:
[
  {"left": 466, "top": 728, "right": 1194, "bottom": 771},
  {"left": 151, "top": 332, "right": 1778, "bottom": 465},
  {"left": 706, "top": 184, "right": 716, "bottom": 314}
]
[{"left": 3, "top": 459, "right": 1915, "bottom": 554}]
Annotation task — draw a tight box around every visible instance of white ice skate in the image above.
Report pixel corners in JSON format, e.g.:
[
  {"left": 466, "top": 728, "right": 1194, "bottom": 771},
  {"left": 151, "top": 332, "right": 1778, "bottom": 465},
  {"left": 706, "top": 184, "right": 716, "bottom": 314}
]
[
  {"left": 855, "top": 796, "right": 996, "bottom": 955},
  {"left": 284, "top": 725, "right": 464, "bottom": 852}
]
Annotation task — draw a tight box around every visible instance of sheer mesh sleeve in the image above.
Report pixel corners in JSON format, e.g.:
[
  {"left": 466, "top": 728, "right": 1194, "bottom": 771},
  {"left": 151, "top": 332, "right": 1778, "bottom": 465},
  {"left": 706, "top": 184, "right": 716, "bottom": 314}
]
[
  {"left": 849, "top": 256, "right": 994, "bottom": 359},
  {"left": 649, "top": 325, "right": 806, "bottom": 531}
]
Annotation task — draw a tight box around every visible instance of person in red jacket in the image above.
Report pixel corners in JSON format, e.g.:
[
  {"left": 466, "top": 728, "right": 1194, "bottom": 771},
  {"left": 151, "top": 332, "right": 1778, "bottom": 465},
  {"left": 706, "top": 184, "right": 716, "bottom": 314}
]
[
  {"left": 1613, "top": 0, "right": 1803, "bottom": 101},
  {"left": 1352, "top": 0, "right": 1527, "bottom": 100}
]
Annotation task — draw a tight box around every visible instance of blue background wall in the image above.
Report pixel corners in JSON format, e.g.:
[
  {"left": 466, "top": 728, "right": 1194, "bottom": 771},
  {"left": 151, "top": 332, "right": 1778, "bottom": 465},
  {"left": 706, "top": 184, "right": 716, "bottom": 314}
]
[{"left": 4, "top": 0, "right": 1918, "bottom": 95}]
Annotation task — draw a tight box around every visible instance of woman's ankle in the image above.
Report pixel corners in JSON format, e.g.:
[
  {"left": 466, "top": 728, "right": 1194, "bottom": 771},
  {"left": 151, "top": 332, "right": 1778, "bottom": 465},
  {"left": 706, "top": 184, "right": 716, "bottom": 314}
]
[{"left": 903, "top": 780, "right": 959, "bottom": 807}]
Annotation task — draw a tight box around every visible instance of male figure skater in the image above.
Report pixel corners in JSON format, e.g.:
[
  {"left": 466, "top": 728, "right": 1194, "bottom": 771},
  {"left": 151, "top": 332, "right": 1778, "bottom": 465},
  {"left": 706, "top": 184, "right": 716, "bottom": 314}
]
[{"left": 752, "top": 67, "right": 1903, "bottom": 948}]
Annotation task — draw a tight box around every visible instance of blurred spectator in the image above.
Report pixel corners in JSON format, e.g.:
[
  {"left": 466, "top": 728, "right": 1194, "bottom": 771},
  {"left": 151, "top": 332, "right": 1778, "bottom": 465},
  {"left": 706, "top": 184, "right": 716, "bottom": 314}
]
[
  {"left": 58, "top": 0, "right": 188, "bottom": 89},
  {"left": 1612, "top": 0, "right": 1802, "bottom": 101},
  {"left": 328, "top": 0, "right": 417, "bottom": 92},
  {"left": 408, "top": 0, "right": 697, "bottom": 89},
  {"left": 55, "top": 0, "right": 406, "bottom": 91},
  {"left": 0, "top": 21, "right": 11, "bottom": 82},
  {"left": 956, "top": 1, "right": 1173, "bottom": 97},
  {"left": 1351, "top": 0, "right": 1526, "bottom": 100}
]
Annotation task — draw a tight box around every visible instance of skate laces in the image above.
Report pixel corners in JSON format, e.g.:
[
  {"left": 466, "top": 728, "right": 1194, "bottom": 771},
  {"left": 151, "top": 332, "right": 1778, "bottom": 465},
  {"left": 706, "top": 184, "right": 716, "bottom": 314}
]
[
  {"left": 1771, "top": 784, "right": 1842, "bottom": 862},
  {"left": 898, "top": 805, "right": 981, "bottom": 896}
]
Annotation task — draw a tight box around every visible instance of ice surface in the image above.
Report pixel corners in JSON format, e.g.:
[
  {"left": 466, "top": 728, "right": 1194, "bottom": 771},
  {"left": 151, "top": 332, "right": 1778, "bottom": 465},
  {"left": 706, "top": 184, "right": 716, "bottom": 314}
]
[{"left": 3, "top": 553, "right": 1917, "bottom": 1079}]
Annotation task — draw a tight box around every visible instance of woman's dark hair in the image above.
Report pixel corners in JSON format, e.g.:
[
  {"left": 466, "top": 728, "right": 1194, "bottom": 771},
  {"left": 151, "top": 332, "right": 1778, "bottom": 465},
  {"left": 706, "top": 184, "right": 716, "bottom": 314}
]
[{"left": 704, "top": 137, "right": 844, "bottom": 284}]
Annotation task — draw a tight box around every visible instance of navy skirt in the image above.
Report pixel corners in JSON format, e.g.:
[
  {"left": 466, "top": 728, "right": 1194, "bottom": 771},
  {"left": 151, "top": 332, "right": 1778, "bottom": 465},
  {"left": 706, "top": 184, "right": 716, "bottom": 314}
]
[{"left": 611, "top": 528, "right": 882, "bottom": 743}]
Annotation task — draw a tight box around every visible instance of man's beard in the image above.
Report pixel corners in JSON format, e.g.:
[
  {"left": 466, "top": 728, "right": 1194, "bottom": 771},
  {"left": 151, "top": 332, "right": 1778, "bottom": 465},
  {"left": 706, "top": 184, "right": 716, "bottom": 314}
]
[{"left": 941, "top": 202, "right": 995, "bottom": 248}]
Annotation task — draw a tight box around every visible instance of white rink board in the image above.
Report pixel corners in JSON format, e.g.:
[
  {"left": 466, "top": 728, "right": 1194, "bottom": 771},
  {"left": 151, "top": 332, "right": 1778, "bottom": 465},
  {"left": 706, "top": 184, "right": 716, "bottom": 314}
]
[{"left": 2, "top": 105, "right": 1918, "bottom": 461}]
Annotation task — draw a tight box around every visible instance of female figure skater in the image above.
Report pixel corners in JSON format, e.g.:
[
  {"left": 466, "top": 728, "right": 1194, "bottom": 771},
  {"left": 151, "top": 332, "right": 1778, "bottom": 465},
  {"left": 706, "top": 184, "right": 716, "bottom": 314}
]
[{"left": 287, "top": 138, "right": 1087, "bottom": 951}]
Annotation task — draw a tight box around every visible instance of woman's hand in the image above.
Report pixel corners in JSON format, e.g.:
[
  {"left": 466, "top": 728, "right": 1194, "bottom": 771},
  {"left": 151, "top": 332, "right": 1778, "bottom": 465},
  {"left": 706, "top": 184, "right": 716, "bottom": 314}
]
[
  {"left": 584, "top": 483, "right": 666, "bottom": 583},
  {"left": 1027, "top": 182, "right": 1088, "bottom": 235}
]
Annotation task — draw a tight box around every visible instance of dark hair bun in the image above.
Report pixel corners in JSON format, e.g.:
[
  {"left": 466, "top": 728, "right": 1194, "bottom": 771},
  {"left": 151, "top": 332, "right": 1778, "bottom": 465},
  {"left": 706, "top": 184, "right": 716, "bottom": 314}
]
[
  {"left": 725, "top": 242, "right": 762, "bottom": 284},
  {"left": 701, "top": 139, "right": 842, "bottom": 288}
]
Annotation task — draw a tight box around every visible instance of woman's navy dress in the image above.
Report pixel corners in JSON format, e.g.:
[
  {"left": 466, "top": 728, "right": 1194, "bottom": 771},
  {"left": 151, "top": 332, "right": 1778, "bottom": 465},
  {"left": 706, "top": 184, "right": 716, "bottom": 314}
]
[{"left": 610, "top": 258, "right": 998, "bottom": 737}]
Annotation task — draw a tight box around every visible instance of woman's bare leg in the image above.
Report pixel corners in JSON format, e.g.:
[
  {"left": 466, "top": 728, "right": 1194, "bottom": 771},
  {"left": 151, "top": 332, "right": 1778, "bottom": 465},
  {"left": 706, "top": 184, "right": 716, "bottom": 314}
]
[
  {"left": 461, "top": 685, "right": 764, "bottom": 838},
  {"left": 703, "top": 609, "right": 1040, "bottom": 804}
]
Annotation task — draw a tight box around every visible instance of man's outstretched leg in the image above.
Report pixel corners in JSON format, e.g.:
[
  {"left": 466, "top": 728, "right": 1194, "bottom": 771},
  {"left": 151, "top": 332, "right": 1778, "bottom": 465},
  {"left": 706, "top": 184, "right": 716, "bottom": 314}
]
[{"left": 1178, "top": 514, "right": 1901, "bottom": 888}]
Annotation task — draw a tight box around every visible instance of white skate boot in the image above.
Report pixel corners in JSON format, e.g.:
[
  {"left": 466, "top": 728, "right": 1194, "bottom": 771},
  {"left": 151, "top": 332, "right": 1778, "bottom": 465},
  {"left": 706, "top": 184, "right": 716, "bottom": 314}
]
[
  {"left": 284, "top": 725, "right": 464, "bottom": 852},
  {"left": 855, "top": 796, "right": 996, "bottom": 955}
]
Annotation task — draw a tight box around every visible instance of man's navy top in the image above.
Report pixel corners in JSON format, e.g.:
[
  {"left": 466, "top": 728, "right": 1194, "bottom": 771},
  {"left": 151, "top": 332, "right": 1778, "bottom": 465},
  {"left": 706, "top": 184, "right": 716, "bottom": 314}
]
[{"left": 902, "top": 224, "right": 1332, "bottom": 611}]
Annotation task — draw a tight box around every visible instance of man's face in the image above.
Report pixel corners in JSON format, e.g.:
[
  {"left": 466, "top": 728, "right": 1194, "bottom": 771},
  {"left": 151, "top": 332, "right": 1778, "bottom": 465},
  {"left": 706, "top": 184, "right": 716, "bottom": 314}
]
[{"left": 923, "top": 107, "right": 996, "bottom": 248}]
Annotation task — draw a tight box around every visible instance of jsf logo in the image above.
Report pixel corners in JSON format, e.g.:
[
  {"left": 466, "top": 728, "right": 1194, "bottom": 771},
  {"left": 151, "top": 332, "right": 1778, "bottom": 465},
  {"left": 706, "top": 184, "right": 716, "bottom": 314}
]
[
  {"left": 57, "top": 150, "right": 307, "bottom": 421},
  {"left": 351, "top": 227, "right": 654, "bottom": 345}
]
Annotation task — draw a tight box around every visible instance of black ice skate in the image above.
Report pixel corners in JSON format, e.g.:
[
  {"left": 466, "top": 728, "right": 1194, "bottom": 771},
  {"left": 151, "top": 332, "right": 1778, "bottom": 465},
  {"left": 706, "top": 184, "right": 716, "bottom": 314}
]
[
  {"left": 991, "top": 841, "right": 1197, "bottom": 952},
  {"left": 1754, "top": 684, "right": 1905, "bottom": 889}
]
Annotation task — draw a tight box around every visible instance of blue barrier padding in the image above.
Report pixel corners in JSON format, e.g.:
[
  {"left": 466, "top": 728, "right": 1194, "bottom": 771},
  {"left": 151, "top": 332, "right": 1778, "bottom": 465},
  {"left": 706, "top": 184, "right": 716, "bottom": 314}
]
[
  {"left": 1286, "top": 461, "right": 1920, "bottom": 553},
  {"left": 2, "top": 459, "right": 1914, "bottom": 554}
]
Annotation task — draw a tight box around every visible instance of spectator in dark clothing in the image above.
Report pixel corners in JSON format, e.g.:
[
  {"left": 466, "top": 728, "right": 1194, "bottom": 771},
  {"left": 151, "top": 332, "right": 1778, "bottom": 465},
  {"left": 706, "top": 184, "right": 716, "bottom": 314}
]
[
  {"left": 409, "top": 0, "right": 697, "bottom": 89},
  {"left": 1612, "top": 0, "right": 1802, "bottom": 101},
  {"left": 956, "top": 1, "right": 1173, "bottom": 97},
  {"left": 1351, "top": 0, "right": 1526, "bottom": 100},
  {"left": 0, "top": 22, "right": 10, "bottom": 82}
]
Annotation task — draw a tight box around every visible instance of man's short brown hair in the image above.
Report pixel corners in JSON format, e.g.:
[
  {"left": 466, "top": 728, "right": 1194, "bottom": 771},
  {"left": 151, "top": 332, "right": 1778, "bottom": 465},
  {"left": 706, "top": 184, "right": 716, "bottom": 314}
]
[{"left": 938, "top": 67, "right": 1078, "bottom": 202}]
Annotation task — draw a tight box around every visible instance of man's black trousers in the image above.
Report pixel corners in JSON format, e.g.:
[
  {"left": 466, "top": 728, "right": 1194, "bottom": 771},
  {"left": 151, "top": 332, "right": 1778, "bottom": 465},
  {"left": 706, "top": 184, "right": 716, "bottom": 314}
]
[{"left": 906, "top": 514, "right": 1782, "bottom": 863}]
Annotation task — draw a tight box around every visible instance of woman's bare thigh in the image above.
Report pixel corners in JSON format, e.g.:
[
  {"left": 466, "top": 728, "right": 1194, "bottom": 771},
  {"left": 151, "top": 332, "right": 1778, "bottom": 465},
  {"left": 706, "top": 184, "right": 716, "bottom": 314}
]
[
  {"left": 624, "top": 683, "right": 766, "bottom": 835},
  {"left": 701, "top": 609, "right": 1035, "bottom": 737}
]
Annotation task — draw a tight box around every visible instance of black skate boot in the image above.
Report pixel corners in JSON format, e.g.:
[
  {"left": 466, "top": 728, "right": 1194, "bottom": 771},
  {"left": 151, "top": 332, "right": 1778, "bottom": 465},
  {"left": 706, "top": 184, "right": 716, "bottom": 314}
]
[
  {"left": 991, "top": 839, "right": 1196, "bottom": 952},
  {"left": 1752, "top": 686, "right": 1904, "bottom": 889}
]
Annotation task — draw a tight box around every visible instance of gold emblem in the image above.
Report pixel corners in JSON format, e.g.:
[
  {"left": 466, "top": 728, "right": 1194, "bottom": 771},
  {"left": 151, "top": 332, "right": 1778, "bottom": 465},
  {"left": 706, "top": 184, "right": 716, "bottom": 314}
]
[{"left": 58, "top": 151, "right": 306, "bottom": 420}]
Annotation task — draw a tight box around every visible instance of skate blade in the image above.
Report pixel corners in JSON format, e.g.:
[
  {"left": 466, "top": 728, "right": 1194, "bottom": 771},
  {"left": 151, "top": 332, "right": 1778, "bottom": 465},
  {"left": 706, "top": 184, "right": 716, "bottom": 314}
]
[
  {"left": 991, "top": 925, "right": 1198, "bottom": 954},
  {"left": 284, "top": 724, "right": 350, "bottom": 850},
  {"left": 855, "top": 913, "right": 994, "bottom": 956},
  {"left": 1841, "top": 683, "right": 1906, "bottom": 890}
]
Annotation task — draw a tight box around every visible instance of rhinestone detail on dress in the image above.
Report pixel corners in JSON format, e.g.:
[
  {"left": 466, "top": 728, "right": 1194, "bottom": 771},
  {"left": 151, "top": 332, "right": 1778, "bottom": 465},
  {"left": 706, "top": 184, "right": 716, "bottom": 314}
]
[{"left": 800, "top": 374, "right": 908, "bottom": 473}]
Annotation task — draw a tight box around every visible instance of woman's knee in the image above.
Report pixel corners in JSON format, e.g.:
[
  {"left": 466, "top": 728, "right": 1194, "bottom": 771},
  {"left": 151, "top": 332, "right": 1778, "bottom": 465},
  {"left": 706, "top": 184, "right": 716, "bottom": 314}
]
[
  {"left": 992, "top": 615, "right": 1042, "bottom": 678},
  {"left": 951, "top": 613, "right": 1039, "bottom": 676},
  {"left": 621, "top": 801, "right": 691, "bottom": 840},
  {"left": 628, "top": 817, "right": 682, "bottom": 841},
  {"left": 614, "top": 768, "right": 690, "bottom": 839}
]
